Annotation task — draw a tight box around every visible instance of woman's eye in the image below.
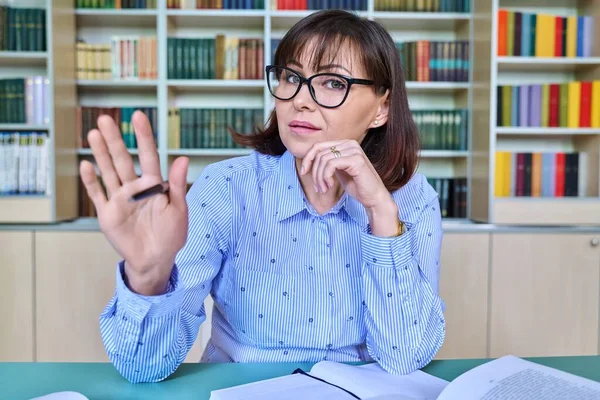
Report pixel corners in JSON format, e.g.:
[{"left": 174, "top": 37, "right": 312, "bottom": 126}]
[
  {"left": 286, "top": 74, "right": 300, "bottom": 84},
  {"left": 325, "top": 79, "right": 346, "bottom": 90}
]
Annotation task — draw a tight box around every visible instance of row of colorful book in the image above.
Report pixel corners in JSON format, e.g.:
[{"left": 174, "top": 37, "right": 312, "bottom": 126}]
[
  {"left": 494, "top": 151, "right": 588, "bottom": 198},
  {"left": 76, "top": 0, "right": 156, "bottom": 7},
  {"left": 0, "top": 77, "right": 49, "bottom": 125},
  {"left": 497, "top": 81, "right": 600, "bottom": 129},
  {"left": 169, "top": 0, "right": 266, "bottom": 9},
  {"left": 497, "top": 10, "right": 597, "bottom": 58},
  {"left": 271, "top": 0, "right": 367, "bottom": 10},
  {"left": 167, "top": 107, "right": 262, "bottom": 149},
  {"left": 77, "top": 107, "right": 158, "bottom": 149},
  {"left": 0, "top": 131, "right": 49, "bottom": 196},
  {"left": 0, "top": 6, "right": 46, "bottom": 52},
  {"left": 396, "top": 40, "right": 469, "bottom": 83},
  {"left": 413, "top": 109, "right": 468, "bottom": 151},
  {"left": 75, "top": 37, "right": 158, "bottom": 81},
  {"left": 375, "top": 0, "right": 469, "bottom": 12},
  {"left": 167, "top": 36, "right": 263, "bottom": 80},
  {"left": 426, "top": 177, "right": 467, "bottom": 219}
]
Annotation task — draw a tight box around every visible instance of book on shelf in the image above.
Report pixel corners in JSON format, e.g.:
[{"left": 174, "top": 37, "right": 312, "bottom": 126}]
[
  {"left": 76, "top": 36, "right": 157, "bottom": 81},
  {"left": 76, "top": 0, "right": 157, "bottom": 8},
  {"left": 167, "top": 36, "right": 263, "bottom": 80},
  {"left": 0, "top": 76, "right": 49, "bottom": 125},
  {"left": 413, "top": 109, "right": 468, "bottom": 151},
  {"left": 167, "top": 107, "right": 261, "bottom": 149},
  {"left": 497, "top": 81, "right": 600, "bottom": 129},
  {"left": 494, "top": 151, "right": 589, "bottom": 198},
  {"left": 209, "top": 355, "right": 600, "bottom": 400},
  {"left": 498, "top": 9, "right": 597, "bottom": 58},
  {"left": 76, "top": 106, "right": 158, "bottom": 149},
  {"left": 0, "top": 6, "right": 46, "bottom": 52},
  {"left": 0, "top": 131, "right": 50, "bottom": 196},
  {"left": 168, "top": 0, "right": 266, "bottom": 9},
  {"left": 396, "top": 40, "right": 469, "bottom": 82},
  {"left": 427, "top": 177, "right": 466, "bottom": 218},
  {"left": 374, "top": 0, "right": 470, "bottom": 12}
]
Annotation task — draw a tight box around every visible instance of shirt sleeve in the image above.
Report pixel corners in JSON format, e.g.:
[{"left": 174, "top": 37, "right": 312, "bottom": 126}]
[
  {"left": 99, "top": 165, "right": 232, "bottom": 383},
  {"left": 359, "top": 192, "right": 445, "bottom": 375}
]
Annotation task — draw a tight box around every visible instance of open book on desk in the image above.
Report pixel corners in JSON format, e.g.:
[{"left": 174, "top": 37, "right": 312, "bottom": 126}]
[{"left": 210, "top": 355, "right": 600, "bottom": 400}]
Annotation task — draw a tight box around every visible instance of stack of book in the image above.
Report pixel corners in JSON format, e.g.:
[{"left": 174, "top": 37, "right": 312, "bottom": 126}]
[
  {"left": 167, "top": 107, "right": 262, "bottom": 149},
  {"left": 0, "top": 6, "right": 46, "bottom": 52},
  {"left": 0, "top": 131, "right": 49, "bottom": 196},
  {"left": 0, "top": 77, "right": 49, "bottom": 125},
  {"left": 396, "top": 41, "right": 469, "bottom": 82},
  {"left": 76, "top": 37, "right": 158, "bottom": 81}
]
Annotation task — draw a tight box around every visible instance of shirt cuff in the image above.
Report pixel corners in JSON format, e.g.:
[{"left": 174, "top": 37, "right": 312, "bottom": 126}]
[
  {"left": 360, "top": 227, "right": 414, "bottom": 268},
  {"left": 115, "top": 260, "right": 184, "bottom": 321}
]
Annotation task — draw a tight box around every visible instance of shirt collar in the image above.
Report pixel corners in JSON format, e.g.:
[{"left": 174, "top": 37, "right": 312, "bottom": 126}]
[
  {"left": 275, "top": 150, "right": 308, "bottom": 222},
  {"left": 274, "top": 150, "right": 370, "bottom": 229}
]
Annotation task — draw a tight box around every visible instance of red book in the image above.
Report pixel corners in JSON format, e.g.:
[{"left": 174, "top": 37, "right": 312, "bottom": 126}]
[
  {"left": 555, "top": 152, "right": 566, "bottom": 197},
  {"left": 554, "top": 16, "right": 563, "bottom": 56},
  {"left": 549, "top": 84, "right": 559, "bottom": 127},
  {"left": 580, "top": 81, "right": 592, "bottom": 127}
]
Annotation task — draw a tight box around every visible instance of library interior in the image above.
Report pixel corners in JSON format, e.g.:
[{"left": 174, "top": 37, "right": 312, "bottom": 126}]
[{"left": 1, "top": 0, "right": 600, "bottom": 398}]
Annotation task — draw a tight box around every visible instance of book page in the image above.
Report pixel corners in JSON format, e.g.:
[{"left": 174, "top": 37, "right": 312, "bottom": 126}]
[
  {"left": 310, "top": 361, "right": 449, "bottom": 400},
  {"left": 437, "top": 355, "right": 600, "bottom": 400},
  {"left": 209, "top": 373, "right": 358, "bottom": 400}
]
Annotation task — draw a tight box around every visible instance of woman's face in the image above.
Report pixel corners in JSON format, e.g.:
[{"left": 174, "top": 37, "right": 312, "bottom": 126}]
[{"left": 274, "top": 41, "right": 389, "bottom": 160}]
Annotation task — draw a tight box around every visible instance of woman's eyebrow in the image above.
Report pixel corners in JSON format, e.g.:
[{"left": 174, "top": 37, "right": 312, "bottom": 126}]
[{"left": 287, "top": 59, "right": 353, "bottom": 75}]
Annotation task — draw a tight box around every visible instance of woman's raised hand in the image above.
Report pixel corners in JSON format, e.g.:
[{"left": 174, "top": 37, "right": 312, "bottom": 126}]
[{"left": 79, "top": 111, "right": 189, "bottom": 296}]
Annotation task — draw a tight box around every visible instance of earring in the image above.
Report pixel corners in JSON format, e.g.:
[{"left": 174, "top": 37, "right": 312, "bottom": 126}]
[{"left": 374, "top": 120, "right": 379, "bottom": 125}]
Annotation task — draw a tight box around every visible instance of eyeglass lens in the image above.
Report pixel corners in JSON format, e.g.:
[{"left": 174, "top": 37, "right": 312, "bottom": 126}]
[{"left": 267, "top": 67, "right": 349, "bottom": 107}]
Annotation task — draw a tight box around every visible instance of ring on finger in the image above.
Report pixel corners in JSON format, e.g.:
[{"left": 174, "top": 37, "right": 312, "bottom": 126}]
[{"left": 330, "top": 146, "right": 342, "bottom": 158}]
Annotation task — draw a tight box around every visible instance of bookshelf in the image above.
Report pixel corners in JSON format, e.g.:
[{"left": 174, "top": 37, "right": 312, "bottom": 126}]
[
  {"left": 471, "top": 0, "right": 600, "bottom": 225},
  {"left": 0, "top": 0, "right": 78, "bottom": 223},
  {"left": 68, "top": 0, "right": 473, "bottom": 222}
]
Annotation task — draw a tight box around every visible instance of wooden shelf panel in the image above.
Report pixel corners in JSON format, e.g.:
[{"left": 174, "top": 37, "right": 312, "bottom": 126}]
[
  {"left": 0, "top": 124, "right": 49, "bottom": 131},
  {"left": 0, "top": 51, "right": 47, "bottom": 66},
  {"left": 405, "top": 82, "right": 470, "bottom": 91},
  {"left": 0, "top": 196, "right": 52, "bottom": 223},
  {"left": 77, "top": 80, "right": 158, "bottom": 91},
  {"left": 496, "top": 127, "right": 600, "bottom": 136},
  {"left": 168, "top": 148, "right": 252, "bottom": 157},
  {"left": 497, "top": 56, "right": 600, "bottom": 72},
  {"left": 168, "top": 9, "right": 264, "bottom": 29},
  {"left": 75, "top": 9, "right": 157, "bottom": 27},
  {"left": 371, "top": 12, "right": 470, "bottom": 31},
  {"left": 167, "top": 79, "right": 264, "bottom": 92},
  {"left": 420, "top": 150, "right": 469, "bottom": 157},
  {"left": 493, "top": 198, "right": 600, "bottom": 225}
]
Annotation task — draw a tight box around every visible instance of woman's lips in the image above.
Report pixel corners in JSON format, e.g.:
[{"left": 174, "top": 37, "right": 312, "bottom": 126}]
[{"left": 289, "top": 120, "right": 320, "bottom": 134}]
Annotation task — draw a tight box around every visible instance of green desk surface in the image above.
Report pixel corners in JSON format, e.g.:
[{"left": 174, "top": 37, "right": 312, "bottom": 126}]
[{"left": 1, "top": 356, "right": 599, "bottom": 400}]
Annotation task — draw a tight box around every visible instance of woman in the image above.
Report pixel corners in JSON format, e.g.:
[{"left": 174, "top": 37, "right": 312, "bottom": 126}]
[{"left": 79, "top": 9, "right": 446, "bottom": 384}]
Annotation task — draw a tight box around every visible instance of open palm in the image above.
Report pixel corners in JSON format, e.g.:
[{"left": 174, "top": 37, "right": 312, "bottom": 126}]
[{"left": 79, "top": 111, "right": 189, "bottom": 295}]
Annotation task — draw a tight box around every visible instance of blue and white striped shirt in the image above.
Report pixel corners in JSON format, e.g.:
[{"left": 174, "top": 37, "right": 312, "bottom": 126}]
[{"left": 100, "top": 149, "right": 446, "bottom": 383}]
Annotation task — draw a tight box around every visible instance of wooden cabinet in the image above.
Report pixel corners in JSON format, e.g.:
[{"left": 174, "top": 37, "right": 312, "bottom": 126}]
[
  {"left": 34, "top": 230, "right": 208, "bottom": 362},
  {"left": 0, "top": 231, "right": 34, "bottom": 361},
  {"left": 35, "top": 231, "right": 121, "bottom": 362},
  {"left": 436, "top": 232, "right": 490, "bottom": 359},
  {"left": 490, "top": 233, "right": 600, "bottom": 358}
]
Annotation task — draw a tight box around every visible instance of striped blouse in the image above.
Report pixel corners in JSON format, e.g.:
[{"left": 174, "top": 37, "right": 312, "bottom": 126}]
[{"left": 99, "top": 149, "right": 446, "bottom": 383}]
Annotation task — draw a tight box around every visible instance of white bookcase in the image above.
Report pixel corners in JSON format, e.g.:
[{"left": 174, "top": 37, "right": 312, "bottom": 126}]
[
  {"left": 0, "top": 0, "right": 78, "bottom": 223},
  {"left": 74, "top": 1, "right": 473, "bottom": 222},
  {"left": 470, "top": 0, "right": 600, "bottom": 225}
]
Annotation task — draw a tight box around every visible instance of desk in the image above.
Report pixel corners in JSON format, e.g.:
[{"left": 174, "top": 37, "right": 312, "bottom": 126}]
[{"left": 1, "top": 356, "right": 599, "bottom": 399}]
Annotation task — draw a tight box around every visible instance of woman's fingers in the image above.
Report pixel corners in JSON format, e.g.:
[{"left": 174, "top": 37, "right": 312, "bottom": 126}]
[
  {"left": 168, "top": 156, "right": 190, "bottom": 212},
  {"left": 132, "top": 111, "right": 161, "bottom": 177},
  {"left": 97, "top": 114, "right": 138, "bottom": 184},
  {"left": 87, "top": 128, "right": 121, "bottom": 198},
  {"left": 79, "top": 160, "right": 107, "bottom": 212}
]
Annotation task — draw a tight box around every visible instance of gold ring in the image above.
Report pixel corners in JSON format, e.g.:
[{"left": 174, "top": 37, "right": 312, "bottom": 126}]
[{"left": 330, "top": 146, "right": 341, "bottom": 158}]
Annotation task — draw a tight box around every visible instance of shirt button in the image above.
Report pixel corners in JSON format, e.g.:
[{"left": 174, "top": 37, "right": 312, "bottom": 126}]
[
  {"left": 327, "top": 344, "right": 333, "bottom": 349},
  {"left": 329, "top": 292, "right": 334, "bottom": 297}
]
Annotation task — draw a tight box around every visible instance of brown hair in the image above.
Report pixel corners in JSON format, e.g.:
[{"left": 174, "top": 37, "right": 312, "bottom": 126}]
[{"left": 231, "top": 9, "right": 420, "bottom": 191}]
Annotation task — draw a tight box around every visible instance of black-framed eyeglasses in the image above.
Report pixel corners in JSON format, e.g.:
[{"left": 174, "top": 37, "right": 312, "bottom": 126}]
[{"left": 265, "top": 65, "right": 375, "bottom": 108}]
